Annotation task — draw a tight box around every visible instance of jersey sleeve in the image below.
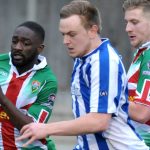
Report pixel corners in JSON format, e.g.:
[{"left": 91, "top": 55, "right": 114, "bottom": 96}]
[
  {"left": 28, "top": 72, "right": 58, "bottom": 123},
  {"left": 134, "top": 49, "right": 150, "bottom": 106},
  {"left": 90, "top": 49, "right": 121, "bottom": 115}
]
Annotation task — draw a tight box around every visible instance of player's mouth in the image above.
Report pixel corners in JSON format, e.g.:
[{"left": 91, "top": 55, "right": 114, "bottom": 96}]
[{"left": 12, "top": 52, "right": 24, "bottom": 61}]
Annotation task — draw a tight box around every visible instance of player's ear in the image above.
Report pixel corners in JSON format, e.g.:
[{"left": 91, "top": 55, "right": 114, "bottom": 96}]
[
  {"left": 37, "top": 44, "right": 45, "bottom": 54},
  {"left": 88, "top": 25, "right": 99, "bottom": 39}
]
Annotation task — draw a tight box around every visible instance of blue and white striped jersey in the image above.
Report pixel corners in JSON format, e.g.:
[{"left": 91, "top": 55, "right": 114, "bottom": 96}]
[{"left": 71, "top": 39, "right": 148, "bottom": 150}]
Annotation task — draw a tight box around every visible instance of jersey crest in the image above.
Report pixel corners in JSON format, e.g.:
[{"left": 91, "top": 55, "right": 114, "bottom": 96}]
[{"left": 31, "top": 80, "right": 41, "bottom": 93}]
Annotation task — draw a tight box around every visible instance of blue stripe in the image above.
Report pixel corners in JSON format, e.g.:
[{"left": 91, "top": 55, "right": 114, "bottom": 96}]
[
  {"left": 95, "top": 133, "right": 109, "bottom": 150},
  {"left": 72, "top": 59, "right": 80, "bottom": 118},
  {"left": 98, "top": 45, "right": 109, "bottom": 112},
  {"left": 71, "top": 59, "right": 80, "bottom": 83},
  {"left": 75, "top": 96, "right": 80, "bottom": 118},
  {"left": 85, "top": 63, "right": 91, "bottom": 88},
  {"left": 119, "top": 62, "right": 129, "bottom": 115},
  {"left": 111, "top": 60, "right": 124, "bottom": 117},
  {"left": 80, "top": 60, "right": 91, "bottom": 113},
  {"left": 82, "top": 135, "right": 89, "bottom": 150}
]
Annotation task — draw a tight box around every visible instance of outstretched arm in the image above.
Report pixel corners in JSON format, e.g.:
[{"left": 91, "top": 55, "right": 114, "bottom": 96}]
[{"left": 17, "top": 112, "right": 111, "bottom": 147}]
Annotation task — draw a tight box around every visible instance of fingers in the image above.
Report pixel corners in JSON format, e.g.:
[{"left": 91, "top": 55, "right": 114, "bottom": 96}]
[
  {"left": 16, "top": 123, "right": 40, "bottom": 147},
  {"left": 20, "top": 124, "right": 30, "bottom": 134},
  {"left": 22, "top": 137, "right": 36, "bottom": 147},
  {"left": 16, "top": 129, "right": 31, "bottom": 141},
  {"left": 16, "top": 124, "right": 35, "bottom": 147}
]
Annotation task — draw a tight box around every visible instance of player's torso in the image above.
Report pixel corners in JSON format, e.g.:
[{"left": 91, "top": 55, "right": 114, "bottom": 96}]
[
  {"left": 127, "top": 46, "right": 150, "bottom": 147},
  {"left": 0, "top": 54, "right": 47, "bottom": 149}
]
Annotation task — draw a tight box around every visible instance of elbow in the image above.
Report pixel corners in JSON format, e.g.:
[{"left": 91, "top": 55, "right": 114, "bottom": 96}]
[
  {"left": 86, "top": 113, "right": 111, "bottom": 133},
  {"left": 131, "top": 115, "right": 149, "bottom": 124},
  {"left": 135, "top": 117, "right": 149, "bottom": 124},
  {"left": 129, "top": 102, "right": 150, "bottom": 124},
  {"left": 99, "top": 121, "right": 110, "bottom": 131},
  {"left": 100, "top": 122, "right": 110, "bottom": 131}
]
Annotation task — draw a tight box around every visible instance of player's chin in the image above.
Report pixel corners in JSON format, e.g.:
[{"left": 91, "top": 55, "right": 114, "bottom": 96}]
[
  {"left": 12, "top": 59, "right": 24, "bottom": 67},
  {"left": 68, "top": 52, "right": 77, "bottom": 58}
]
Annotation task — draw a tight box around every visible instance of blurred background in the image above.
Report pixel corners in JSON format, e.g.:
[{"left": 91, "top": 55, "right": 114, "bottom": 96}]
[{"left": 0, "top": 0, "right": 132, "bottom": 149}]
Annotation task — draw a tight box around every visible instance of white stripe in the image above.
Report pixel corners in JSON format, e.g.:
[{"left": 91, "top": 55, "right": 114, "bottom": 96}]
[
  {"left": 107, "top": 45, "right": 119, "bottom": 113},
  {"left": 127, "top": 63, "right": 140, "bottom": 80},
  {"left": 1, "top": 67, "right": 14, "bottom": 94},
  {"left": 16, "top": 71, "right": 36, "bottom": 108},
  {"left": 128, "top": 83, "right": 137, "bottom": 89},
  {"left": 86, "top": 134, "right": 99, "bottom": 149},
  {"left": 90, "top": 52, "right": 100, "bottom": 112},
  {"left": 77, "top": 136, "right": 84, "bottom": 149},
  {"left": 72, "top": 61, "right": 86, "bottom": 117}
]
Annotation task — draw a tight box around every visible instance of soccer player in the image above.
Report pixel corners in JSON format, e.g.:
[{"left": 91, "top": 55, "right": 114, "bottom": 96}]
[
  {"left": 0, "top": 21, "right": 57, "bottom": 149},
  {"left": 17, "top": 1, "right": 148, "bottom": 150},
  {"left": 123, "top": 0, "right": 150, "bottom": 147}
]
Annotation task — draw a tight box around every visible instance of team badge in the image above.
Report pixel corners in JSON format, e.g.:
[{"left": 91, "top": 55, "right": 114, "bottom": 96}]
[
  {"left": 100, "top": 91, "right": 108, "bottom": 96},
  {"left": 31, "top": 80, "right": 41, "bottom": 93}
]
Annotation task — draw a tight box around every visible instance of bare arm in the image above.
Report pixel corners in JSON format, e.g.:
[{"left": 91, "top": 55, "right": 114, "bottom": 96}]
[
  {"left": 0, "top": 87, "right": 33, "bottom": 130},
  {"left": 129, "top": 101, "right": 150, "bottom": 123},
  {"left": 17, "top": 112, "right": 111, "bottom": 147},
  {"left": 47, "top": 112, "right": 111, "bottom": 136}
]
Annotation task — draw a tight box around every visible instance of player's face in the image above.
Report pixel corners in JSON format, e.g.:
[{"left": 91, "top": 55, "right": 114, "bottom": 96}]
[
  {"left": 59, "top": 15, "right": 92, "bottom": 58},
  {"left": 11, "top": 26, "right": 41, "bottom": 67},
  {"left": 124, "top": 7, "right": 150, "bottom": 49}
]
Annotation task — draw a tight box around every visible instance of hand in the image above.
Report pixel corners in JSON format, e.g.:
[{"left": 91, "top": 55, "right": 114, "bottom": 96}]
[{"left": 16, "top": 123, "right": 48, "bottom": 147}]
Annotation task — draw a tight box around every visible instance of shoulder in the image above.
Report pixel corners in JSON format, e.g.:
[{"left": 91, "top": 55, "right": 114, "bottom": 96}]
[
  {"left": 142, "top": 48, "right": 150, "bottom": 62},
  {"left": 0, "top": 53, "right": 9, "bottom": 61},
  {"left": 144, "top": 47, "right": 150, "bottom": 55},
  {"left": 94, "top": 42, "right": 120, "bottom": 63},
  {"left": 37, "top": 65, "right": 57, "bottom": 82}
]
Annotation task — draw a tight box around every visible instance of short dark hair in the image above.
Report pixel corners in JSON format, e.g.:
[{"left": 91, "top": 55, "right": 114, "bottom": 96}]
[
  {"left": 123, "top": 0, "right": 150, "bottom": 12},
  {"left": 17, "top": 21, "right": 45, "bottom": 42},
  {"left": 60, "top": 0, "right": 102, "bottom": 34}
]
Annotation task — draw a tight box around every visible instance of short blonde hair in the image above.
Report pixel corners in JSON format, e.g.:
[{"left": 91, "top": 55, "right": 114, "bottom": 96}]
[{"left": 123, "top": 0, "right": 150, "bottom": 12}]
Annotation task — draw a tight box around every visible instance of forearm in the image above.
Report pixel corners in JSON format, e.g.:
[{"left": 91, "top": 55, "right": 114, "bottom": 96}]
[
  {"left": 17, "top": 112, "right": 111, "bottom": 147},
  {"left": 129, "top": 101, "right": 150, "bottom": 123},
  {"left": 129, "top": 102, "right": 140, "bottom": 121},
  {"left": 0, "top": 95, "right": 33, "bottom": 130},
  {"left": 47, "top": 113, "right": 111, "bottom": 136}
]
